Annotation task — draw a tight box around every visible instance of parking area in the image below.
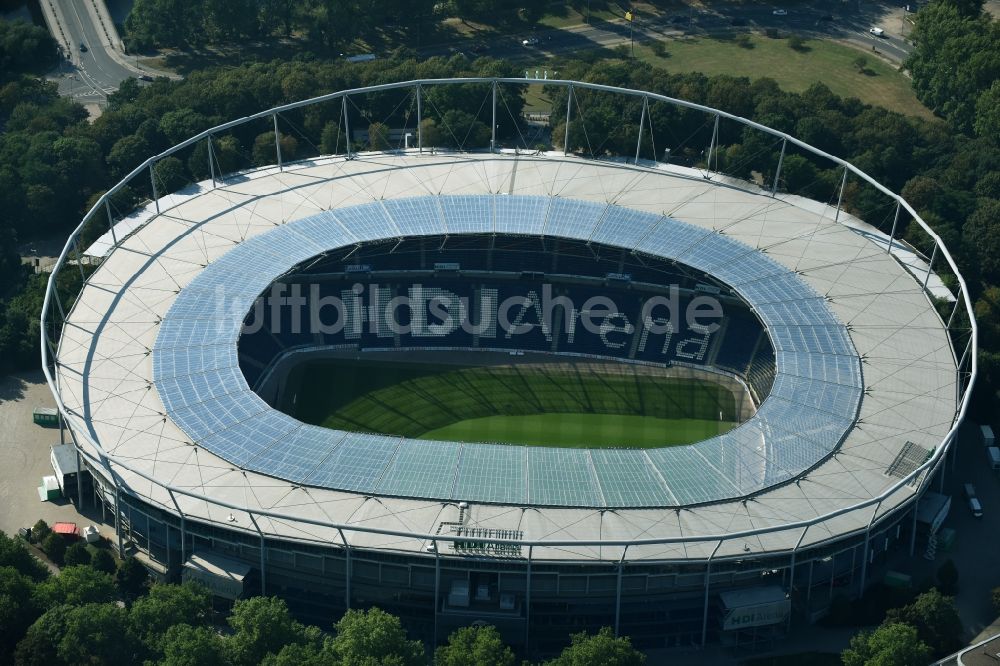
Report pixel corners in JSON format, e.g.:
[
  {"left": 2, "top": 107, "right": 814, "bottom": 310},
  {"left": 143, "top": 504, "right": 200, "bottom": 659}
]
[{"left": 0, "top": 370, "right": 101, "bottom": 538}]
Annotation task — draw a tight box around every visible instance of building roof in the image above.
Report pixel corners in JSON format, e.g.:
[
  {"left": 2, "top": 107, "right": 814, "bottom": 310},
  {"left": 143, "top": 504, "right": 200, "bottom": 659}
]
[{"left": 54, "top": 153, "right": 959, "bottom": 561}]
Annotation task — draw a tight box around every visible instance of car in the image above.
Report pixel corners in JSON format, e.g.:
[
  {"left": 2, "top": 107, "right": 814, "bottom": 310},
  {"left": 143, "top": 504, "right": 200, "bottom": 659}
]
[
  {"left": 139, "top": 74, "right": 153, "bottom": 82},
  {"left": 772, "top": 9, "right": 788, "bottom": 16},
  {"left": 522, "top": 37, "right": 539, "bottom": 46},
  {"left": 969, "top": 496, "right": 983, "bottom": 518},
  {"left": 869, "top": 26, "right": 885, "bottom": 37},
  {"left": 79, "top": 42, "right": 88, "bottom": 52}
]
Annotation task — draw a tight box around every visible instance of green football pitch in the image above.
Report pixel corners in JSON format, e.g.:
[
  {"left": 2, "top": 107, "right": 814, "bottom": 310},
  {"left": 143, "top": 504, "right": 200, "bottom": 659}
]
[{"left": 288, "top": 358, "right": 740, "bottom": 449}]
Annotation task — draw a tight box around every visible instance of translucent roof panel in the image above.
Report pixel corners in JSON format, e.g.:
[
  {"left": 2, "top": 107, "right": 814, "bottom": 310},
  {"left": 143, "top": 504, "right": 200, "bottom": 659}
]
[
  {"left": 440, "top": 195, "right": 494, "bottom": 235},
  {"left": 383, "top": 197, "right": 445, "bottom": 236},
  {"left": 544, "top": 198, "right": 605, "bottom": 239},
  {"left": 152, "top": 194, "right": 863, "bottom": 509},
  {"left": 377, "top": 440, "right": 462, "bottom": 499},
  {"left": 494, "top": 195, "right": 548, "bottom": 235},
  {"left": 590, "top": 207, "right": 662, "bottom": 249},
  {"left": 527, "top": 448, "right": 602, "bottom": 506},
  {"left": 336, "top": 202, "right": 399, "bottom": 241},
  {"left": 590, "top": 449, "right": 670, "bottom": 507},
  {"left": 453, "top": 444, "right": 528, "bottom": 505}
]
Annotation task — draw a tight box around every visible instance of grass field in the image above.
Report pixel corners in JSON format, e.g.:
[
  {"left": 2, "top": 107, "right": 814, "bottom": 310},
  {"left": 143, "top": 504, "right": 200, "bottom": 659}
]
[
  {"left": 421, "top": 413, "right": 730, "bottom": 448},
  {"left": 520, "top": 33, "right": 933, "bottom": 120},
  {"left": 631, "top": 34, "right": 933, "bottom": 120},
  {"left": 289, "top": 358, "right": 740, "bottom": 448}
]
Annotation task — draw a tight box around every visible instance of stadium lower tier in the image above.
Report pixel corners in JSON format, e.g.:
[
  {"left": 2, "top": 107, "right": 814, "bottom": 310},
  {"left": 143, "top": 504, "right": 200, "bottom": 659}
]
[
  {"left": 73, "top": 463, "right": 925, "bottom": 655},
  {"left": 236, "top": 237, "right": 777, "bottom": 406}
]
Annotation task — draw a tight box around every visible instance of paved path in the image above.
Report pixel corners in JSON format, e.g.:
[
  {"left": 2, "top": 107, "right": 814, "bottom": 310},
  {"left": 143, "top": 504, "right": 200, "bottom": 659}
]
[{"left": 0, "top": 370, "right": 113, "bottom": 544}]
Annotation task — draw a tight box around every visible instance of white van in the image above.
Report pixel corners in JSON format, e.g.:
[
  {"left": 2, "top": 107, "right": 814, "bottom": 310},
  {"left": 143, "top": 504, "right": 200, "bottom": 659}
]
[{"left": 869, "top": 27, "right": 885, "bottom": 37}]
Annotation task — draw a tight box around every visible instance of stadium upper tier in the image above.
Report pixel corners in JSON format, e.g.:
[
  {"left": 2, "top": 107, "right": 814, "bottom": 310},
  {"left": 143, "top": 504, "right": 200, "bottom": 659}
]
[{"left": 54, "top": 151, "right": 960, "bottom": 559}]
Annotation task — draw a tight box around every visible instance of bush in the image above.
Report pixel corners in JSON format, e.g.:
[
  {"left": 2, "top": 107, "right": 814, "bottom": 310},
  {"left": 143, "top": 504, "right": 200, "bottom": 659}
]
[
  {"left": 788, "top": 35, "right": 808, "bottom": 51},
  {"left": 91, "top": 549, "right": 116, "bottom": 575},
  {"left": 30, "top": 520, "right": 51, "bottom": 545},
  {"left": 650, "top": 41, "right": 668, "bottom": 58},
  {"left": 735, "top": 34, "right": 754, "bottom": 49},
  {"left": 765, "top": 27, "right": 781, "bottom": 38},
  {"left": 116, "top": 556, "right": 148, "bottom": 599},
  {"left": 63, "top": 542, "right": 91, "bottom": 568},
  {"left": 40, "top": 533, "right": 65, "bottom": 566}
]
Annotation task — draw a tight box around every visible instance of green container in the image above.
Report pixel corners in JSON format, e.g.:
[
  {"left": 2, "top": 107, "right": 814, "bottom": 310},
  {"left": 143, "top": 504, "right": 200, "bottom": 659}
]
[{"left": 33, "top": 407, "right": 59, "bottom": 427}]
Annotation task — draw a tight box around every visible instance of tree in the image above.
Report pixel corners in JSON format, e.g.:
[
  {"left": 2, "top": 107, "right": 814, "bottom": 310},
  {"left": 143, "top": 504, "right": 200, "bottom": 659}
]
[
  {"left": 116, "top": 556, "right": 149, "bottom": 600},
  {"left": 368, "top": 121, "right": 391, "bottom": 151},
  {"left": 40, "top": 533, "right": 66, "bottom": 566},
  {"left": 56, "top": 603, "right": 139, "bottom": 665},
  {"left": 153, "top": 155, "right": 189, "bottom": 194},
  {"left": 329, "top": 607, "right": 426, "bottom": 666},
  {"left": 419, "top": 118, "right": 445, "bottom": 148},
  {"left": 884, "top": 588, "right": 963, "bottom": 656},
  {"left": 252, "top": 131, "right": 298, "bottom": 167},
  {"left": 35, "top": 565, "right": 116, "bottom": 608},
  {"left": 319, "top": 120, "right": 346, "bottom": 155},
  {"left": 788, "top": 35, "right": 808, "bottom": 51},
  {"left": 842, "top": 622, "right": 932, "bottom": 666},
  {"left": 90, "top": 549, "right": 117, "bottom": 575},
  {"left": 14, "top": 604, "right": 71, "bottom": 666},
  {"left": 544, "top": 627, "right": 645, "bottom": 666},
  {"left": 129, "top": 581, "right": 213, "bottom": 651},
  {"left": 0, "top": 566, "right": 41, "bottom": 660},
  {"left": 226, "top": 596, "right": 312, "bottom": 666},
  {"left": 435, "top": 625, "right": 514, "bottom": 666},
  {"left": 0, "top": 19, "right": 57, "bottom": 80},
  {"left": 974, "top": 80, "right": 1000, "bottom": 141},
  {"left": 0, "top": 532, "right": 49, "bottom": 581},
  {"left": 993, "top": 586, "right": 1000, "bottom": 615},
  {"left": 159, "top": 623, "right": 228, "bottom": 666},
  {"left": 30, "top": 521, "right": 51, "bottom": 545},
  {"left": 906, "top": 2, "right": 1000, "bottom": 132},
  {"left": 965, "top": 200, "right": 1000, "bottom": 285},
  {"left": 263, "top": 641, "right": 334, "bottom": 666},
  {"left": 63, "top": 542, "right": 91, "bottom": 568}
]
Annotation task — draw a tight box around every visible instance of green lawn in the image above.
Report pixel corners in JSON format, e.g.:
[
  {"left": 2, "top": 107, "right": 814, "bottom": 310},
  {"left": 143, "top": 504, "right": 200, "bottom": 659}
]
[
  {"left": 422, "top": 413, "right": 733, "bottom": 448},
  {"left": 632, "top": 34, "right": 934, "bottom": 120},
  {"left": 521, "top": 32, "right": 933, "bottom": 120},
  {"left": 289, "top": 358, "right": 740, "bottom": 448}
]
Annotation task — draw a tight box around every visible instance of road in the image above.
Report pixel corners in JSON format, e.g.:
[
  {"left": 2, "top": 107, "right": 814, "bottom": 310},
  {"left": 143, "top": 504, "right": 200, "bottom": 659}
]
[
  {"left": 424, "top": 3, "right": 913, "bottom": 68},
  {"left": 39, "top": 0, "right": 914, "bottom": 106},
  {"left": 45, "top": 0, "right": 135, "bottom": 103}
]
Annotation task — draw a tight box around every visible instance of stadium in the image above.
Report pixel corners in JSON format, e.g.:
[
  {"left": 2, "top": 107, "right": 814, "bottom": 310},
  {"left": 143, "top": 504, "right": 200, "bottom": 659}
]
[{"left": 43, "top": 79, "right": 975, "bottom": 654}]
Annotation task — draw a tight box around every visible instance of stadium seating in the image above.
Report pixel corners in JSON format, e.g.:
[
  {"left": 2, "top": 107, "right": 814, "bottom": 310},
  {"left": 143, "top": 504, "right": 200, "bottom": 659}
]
[{"left": 238, "top": 236, "right": 775, "bottom": 400}]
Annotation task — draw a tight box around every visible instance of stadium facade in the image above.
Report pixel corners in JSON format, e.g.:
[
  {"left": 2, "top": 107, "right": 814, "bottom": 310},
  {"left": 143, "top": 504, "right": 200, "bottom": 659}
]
[{"left": 43, "top": 79, "right": 975, "bottom": 654}]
